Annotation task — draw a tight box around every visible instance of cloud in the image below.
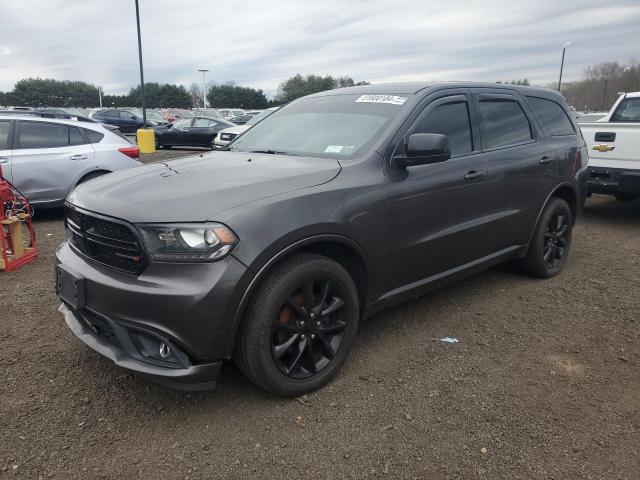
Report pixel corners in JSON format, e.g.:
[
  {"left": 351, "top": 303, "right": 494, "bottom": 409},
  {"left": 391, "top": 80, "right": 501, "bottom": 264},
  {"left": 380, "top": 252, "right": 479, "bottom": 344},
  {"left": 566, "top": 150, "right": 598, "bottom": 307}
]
[{"left": 0, "top": 0, "right": 638, "bottom": 95}]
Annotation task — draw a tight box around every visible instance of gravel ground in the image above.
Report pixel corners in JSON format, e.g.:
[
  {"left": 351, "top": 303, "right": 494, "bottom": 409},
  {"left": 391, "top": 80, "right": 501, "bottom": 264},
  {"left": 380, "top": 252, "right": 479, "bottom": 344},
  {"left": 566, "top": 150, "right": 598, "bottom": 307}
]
[{"left": 1, "top": 148, "right": 638, "bottom": 479}]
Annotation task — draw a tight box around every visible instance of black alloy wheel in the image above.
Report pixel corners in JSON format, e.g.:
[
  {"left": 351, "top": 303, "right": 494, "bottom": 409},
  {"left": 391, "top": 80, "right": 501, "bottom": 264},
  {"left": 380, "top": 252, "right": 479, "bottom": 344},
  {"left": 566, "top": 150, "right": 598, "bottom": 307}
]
[
  {"left": 520, "top": 197, "right": 573, "bottom": 278},
  {"left": 235, "top": 253, "right": 359, "bottom": 396},
  {"left": 542, "top": 212, "right": 569, "bottom": 269},
  {"left": 271, "top": 277, "right": 347, "bottom": 379}
]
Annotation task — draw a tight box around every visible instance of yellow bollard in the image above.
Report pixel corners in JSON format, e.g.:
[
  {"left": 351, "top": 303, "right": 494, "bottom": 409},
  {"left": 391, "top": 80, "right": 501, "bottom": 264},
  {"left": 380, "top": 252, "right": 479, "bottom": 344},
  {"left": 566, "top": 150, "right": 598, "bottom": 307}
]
[{"left": 137, "top": 128, "right": 156, "bottom": 154}]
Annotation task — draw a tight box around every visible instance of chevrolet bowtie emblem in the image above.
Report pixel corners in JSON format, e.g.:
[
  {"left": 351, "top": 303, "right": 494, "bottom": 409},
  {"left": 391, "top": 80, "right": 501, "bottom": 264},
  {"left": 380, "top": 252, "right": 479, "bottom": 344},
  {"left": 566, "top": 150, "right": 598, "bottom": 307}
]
[{"left": 592, "top": 144, "right": 615, "bottom": 152}]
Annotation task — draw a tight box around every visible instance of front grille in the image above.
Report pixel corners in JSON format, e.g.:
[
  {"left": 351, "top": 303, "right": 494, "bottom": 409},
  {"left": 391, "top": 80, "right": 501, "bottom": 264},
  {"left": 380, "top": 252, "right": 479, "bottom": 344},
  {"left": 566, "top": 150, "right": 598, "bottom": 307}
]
[{"left": 65, "top": 205, "right": 146, "bottom": 275}]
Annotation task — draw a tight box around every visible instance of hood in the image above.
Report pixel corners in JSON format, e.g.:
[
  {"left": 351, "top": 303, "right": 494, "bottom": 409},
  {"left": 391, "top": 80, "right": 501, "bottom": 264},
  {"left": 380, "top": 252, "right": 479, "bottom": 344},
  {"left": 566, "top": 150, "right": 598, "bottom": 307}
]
[
  {"left": 67, "top": 151, "right": 341, "bottom": 223},
  {"left": 220, "top": 125, "right": 250, "bottom": 135}
]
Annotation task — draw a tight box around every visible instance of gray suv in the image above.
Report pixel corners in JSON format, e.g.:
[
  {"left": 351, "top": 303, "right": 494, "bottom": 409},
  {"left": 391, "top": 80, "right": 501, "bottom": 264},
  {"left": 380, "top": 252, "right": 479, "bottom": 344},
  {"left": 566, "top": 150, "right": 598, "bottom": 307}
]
[{"left": 56, "top": 82, "right": 588, "bottom": 396}]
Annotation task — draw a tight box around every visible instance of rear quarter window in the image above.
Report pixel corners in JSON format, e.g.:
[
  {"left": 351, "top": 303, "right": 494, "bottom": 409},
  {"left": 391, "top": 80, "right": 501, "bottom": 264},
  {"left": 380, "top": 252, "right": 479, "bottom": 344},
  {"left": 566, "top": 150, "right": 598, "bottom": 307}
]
[
  {"left": 83, "top": 129, "right": 105, "bottom": 144},
  {"left": 526, "top": 96, "right": 575, "bottom": 136}
]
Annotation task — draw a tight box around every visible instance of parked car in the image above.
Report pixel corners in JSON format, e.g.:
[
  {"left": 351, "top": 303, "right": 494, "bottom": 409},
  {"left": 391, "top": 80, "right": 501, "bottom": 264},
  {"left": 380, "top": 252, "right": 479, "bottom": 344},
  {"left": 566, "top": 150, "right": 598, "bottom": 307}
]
[
  {"left": 213, "top": 107, "right": 279, "bottom": 149},
  {"left": 228, "top": 114, "right": 255, "bottom": 125},
  {"left": 154, "top": 116, "right": 235, "bottom": 149},
  {"left": 576, "top": 113, "right": 607, "bottom": 123},
  {"left": 217, "top": 108, "right": 245, "bottom": 119},
  {"left": 56, "top": 82, "right": 588, "bottom": 396},
  {"left": 580, "top": 92, "right": 640, "bottom": 201},
  {"left": 93, "top": 109, "right": 160, "bottom": 133},
  {"left": 0, "top": 114, "right": 141, "bottom": 207}
]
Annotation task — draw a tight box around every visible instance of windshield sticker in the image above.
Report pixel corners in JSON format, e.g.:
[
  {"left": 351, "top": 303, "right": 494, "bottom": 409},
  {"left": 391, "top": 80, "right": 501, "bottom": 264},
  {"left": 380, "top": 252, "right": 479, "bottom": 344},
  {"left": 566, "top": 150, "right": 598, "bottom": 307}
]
[
  {"left": 355, "top": 94, "right": 408, "bottom": 105},
  {"left": 325, "top": 145, "right": 344, "bottom": 153}
]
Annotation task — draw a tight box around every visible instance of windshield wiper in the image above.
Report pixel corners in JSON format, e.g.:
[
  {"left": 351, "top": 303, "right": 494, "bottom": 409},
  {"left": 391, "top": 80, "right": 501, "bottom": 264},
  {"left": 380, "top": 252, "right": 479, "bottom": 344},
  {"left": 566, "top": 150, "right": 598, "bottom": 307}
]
[{"left": 248, "top": 149, "right": 299, "bottom": 156}]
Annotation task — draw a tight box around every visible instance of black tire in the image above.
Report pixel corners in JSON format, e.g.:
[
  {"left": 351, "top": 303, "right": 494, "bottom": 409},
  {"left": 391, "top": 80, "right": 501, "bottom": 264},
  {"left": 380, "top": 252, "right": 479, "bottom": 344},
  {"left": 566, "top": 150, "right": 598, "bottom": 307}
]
[
  {"left": 235, "top": 253, "right": 359, "bottom": 396},
  {"left": 155, "top": 138, "right": 161, "bottom": 149},
  {"left": 209, "top": 136, "right": 216, "bottom": 150},
  {"left": 77, "top": 171, "right": 107, "bottom": 185},
  {"left": 520, "top": 197, "right": 573, "bottom": 278}
]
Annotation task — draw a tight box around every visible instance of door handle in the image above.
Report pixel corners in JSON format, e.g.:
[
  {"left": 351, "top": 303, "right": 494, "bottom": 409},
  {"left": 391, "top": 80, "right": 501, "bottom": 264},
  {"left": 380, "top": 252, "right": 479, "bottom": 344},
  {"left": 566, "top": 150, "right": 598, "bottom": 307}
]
[
  {"left": 539, "top": 156, "right": 556, "bottom": 164},
  {"left": 464, "top": 170, "right": 487, "bottom": 180},
  {"left": 0, "top": 157, "right": 9, "bottom": 164},
  {"left": 69, "top": 154, "right": 88, "bottom": 161}
]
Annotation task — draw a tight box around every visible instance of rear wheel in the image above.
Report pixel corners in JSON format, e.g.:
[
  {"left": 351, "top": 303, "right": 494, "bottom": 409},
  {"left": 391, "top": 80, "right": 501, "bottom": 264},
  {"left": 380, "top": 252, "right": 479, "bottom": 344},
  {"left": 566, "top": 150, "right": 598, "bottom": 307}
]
[
  {"left": 235, "top": 253, "right": 359, "bottom": 396},
  {"left": 210, "top": 136, "right": 216, "bottom": 150},
  {"left": 520, "top": 197, "right": 573, "bottom": 278}
]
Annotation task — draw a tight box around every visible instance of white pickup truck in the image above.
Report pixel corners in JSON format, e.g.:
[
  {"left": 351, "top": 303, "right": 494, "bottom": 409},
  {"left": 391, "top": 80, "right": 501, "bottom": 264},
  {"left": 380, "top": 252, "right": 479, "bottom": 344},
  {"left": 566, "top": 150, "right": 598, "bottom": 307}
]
[{"left": 580, "top": 92, "right": 640, "bottom": 201}]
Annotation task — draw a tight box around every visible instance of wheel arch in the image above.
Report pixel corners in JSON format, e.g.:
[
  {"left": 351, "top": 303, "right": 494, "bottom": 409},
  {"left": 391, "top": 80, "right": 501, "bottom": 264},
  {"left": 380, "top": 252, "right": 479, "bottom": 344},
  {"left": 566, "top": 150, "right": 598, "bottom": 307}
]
[
  {"left": 224, "top": 234, "right": 371, "bottom": 358},
  {"left": 526, "top": 182, "right": 578, "bottom": 248}
]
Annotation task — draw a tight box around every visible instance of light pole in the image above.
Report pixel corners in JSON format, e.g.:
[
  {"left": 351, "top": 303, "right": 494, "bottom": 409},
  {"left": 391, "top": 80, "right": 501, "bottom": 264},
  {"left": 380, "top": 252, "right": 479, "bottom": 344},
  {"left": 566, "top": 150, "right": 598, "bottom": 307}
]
[
  {"left": 197, "top": 69, "right": 209, "bottom": 110},
  {"left": 98, "top": 86, "right": 102, "bottom": 108},
  {"left": 557, "top": 41, "right": 571, "bottom": 92},
  {"left": 134, "top": 0, "right": 147, "bottom": 127}
]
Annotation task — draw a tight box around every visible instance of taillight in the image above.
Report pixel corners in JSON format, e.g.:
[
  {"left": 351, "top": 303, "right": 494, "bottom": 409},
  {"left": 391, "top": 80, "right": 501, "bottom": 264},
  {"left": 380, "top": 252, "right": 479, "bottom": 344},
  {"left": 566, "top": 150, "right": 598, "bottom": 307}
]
[{"left": 118, "top": 146, "right": 140, "bottom": 159}]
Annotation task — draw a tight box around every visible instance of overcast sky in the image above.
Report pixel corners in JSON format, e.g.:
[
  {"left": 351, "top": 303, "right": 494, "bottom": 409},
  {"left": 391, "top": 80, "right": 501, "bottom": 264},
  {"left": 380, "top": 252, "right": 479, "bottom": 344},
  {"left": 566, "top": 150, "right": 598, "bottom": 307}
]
[{"left": 1, "top": 0, "right": 638, "bottom": 97}]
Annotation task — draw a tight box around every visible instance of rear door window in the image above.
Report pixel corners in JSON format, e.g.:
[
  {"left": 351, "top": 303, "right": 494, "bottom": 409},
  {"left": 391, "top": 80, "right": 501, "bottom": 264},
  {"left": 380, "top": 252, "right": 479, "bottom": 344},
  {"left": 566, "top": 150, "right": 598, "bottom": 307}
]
[
  {"left": 478, "top": 98, "right": 533, "bottom": 149},
  {"left": 193, "top": 118, "right": 212, "bottom": 127},
  {"left": 411, "top": 99, "right": 473, "bottom": 156},
  {"left": 18, "top": 121, "right": 70, "bottom": 149},
  {"left": 526, "top": 96, "right": 575, "bottom": 136},
  {"left": 69, "top": 127, "right": 86, "bottom": 146},
  {"left": 0, "top": 120, "right": 11, "bottom": 149}
]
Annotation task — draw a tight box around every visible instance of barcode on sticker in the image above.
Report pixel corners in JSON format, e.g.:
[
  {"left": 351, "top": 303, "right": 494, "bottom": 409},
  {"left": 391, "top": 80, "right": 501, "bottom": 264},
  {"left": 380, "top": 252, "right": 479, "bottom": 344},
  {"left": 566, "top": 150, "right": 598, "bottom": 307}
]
[{"left": 355, "top": 95, "right": 408, "bottom": 105}]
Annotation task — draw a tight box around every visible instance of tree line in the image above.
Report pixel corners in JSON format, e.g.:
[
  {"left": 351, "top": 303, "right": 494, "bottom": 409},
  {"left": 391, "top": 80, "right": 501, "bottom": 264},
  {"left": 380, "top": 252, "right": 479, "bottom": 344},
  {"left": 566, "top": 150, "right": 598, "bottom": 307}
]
[
  {"left": 0, "top": 74, "right": 370, "bottom": 109},
  {"left": 561, "top": 61, "right": 640, "bottom": 112}
]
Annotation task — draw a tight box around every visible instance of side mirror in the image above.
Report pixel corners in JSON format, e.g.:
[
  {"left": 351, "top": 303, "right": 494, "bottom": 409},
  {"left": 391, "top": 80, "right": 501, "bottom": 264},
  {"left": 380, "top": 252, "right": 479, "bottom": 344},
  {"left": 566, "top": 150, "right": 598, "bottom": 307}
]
[{"left": 393, "top": 133, "right": 451, "bottom": 168}]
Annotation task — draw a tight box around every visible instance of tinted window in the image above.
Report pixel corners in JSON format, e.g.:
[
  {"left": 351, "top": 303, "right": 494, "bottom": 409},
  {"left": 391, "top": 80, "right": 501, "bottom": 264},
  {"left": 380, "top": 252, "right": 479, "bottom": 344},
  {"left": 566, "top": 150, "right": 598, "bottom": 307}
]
[
  {"left": 0, "top": 121, "right": 10, "bottom": 149},
  {"left": 18, "top": 122, "right": 69, "bottom": 149},
  {"left": 412, "top": 100, "right": 473, "bottom": 156},
  {"left": 478, "top": 99, "right": 532, "bottom": 149},
  {"left": 84, "top": 129, "right": 105, "bottom": 144},
  {"left": 120, "top": 111, "right": 135, "bottom": 120},
  {"left": 102, "top": 110, "right": 120, "bottom": 119},
  {"left": 193, "top": 118, "right": 212, "bottom": 127},
  {"left": 69, "top": 127, "right": 86, "bottom": 146},
  {"left": 527, "top": 96, "right": 575, "bottom": 136},
  {"left": 611, "top": 97, "right": 640, "bottom": 122}
]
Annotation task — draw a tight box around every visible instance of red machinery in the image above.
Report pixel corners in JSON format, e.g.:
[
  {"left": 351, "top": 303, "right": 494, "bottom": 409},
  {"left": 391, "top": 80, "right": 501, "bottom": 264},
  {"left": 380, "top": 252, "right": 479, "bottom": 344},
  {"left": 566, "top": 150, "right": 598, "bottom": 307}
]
[{"left": 0, "top": 165, "right": 37, "bottom": 272}]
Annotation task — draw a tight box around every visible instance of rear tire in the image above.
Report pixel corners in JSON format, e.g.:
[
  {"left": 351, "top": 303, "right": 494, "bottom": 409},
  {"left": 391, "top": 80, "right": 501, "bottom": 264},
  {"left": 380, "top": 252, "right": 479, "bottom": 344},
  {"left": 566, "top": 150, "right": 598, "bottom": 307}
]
[
  {"left": 235, "top": 253, "right": 359, "bottom": 396},
  {"left": 519, "top": 197, "right": 573, "bottom": 278}
]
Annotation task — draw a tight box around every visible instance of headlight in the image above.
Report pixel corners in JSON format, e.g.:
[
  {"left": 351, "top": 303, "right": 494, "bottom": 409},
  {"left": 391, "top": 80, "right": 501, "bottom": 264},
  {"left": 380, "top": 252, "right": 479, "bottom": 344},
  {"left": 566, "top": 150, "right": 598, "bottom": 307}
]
[{"left": 138, "top": 223, "right": 238, "bottom": 262}]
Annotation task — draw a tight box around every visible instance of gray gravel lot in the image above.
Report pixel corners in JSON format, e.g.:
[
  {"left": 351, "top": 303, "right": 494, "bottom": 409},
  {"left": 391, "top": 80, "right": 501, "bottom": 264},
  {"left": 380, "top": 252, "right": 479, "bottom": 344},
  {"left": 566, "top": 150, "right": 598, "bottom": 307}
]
[{"left": 1, "top": 148, "right": 638, "bottom": 479}]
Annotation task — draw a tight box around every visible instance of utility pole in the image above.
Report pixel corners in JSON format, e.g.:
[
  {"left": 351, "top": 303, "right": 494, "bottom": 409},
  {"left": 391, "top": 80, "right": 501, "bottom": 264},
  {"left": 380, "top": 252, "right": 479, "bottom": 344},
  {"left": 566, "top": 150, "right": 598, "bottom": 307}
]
[
  {"left": 134, "top": 0, "right": 147, "bottom": 127},
  {"left": 98, "top": 86, "right": 102, "bottom": 108},
  {"left": 557, "top": 42, "right": 571, "bottom": 92},
  {"left": 198, "top": 69, "right": 209, "bottom": 110}
]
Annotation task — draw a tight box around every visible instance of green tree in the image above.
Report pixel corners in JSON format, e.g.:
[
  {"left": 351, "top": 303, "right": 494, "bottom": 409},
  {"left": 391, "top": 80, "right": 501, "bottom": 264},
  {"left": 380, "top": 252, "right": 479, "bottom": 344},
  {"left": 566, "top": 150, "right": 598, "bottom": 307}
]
[
  {"left": 11, "top": 78, "right": 100, "bottom": 107},
  {"left": 206, "top": 83, "right": 268, "bottom": 108},
  {"left": 275, "top": 74, "right": 369, "bottom": 103}
]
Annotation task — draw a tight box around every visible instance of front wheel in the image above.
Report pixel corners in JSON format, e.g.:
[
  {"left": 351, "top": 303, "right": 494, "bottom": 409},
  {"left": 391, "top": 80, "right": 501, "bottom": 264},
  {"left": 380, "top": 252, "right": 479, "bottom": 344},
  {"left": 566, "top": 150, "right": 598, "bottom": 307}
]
[
  {"left": 519, "top": 197, "right": 573, "bottom": 278},
  {"left": 235, "top": 253, "right": 359, "bottom": 396}
]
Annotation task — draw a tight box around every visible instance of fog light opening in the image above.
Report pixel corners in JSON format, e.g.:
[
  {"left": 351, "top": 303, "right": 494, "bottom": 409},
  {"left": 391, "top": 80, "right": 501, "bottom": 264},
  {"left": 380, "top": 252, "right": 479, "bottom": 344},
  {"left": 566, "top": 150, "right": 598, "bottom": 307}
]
[{"left": 159, "top": 342, "right": 171, "bottom": 359}]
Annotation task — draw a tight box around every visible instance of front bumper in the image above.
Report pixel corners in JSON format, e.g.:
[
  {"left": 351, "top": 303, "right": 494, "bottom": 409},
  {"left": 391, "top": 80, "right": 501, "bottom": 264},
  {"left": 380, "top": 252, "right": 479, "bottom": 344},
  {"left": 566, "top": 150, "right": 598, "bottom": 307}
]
[
  {"left": 587, "top": 166, "right": 640, "bottom": 196},
  {"left": 56, "top": 241, "right": 251, "bottom": 390},
  {"left": 59, "top": 303, "right": 221, "bottom": 391}
]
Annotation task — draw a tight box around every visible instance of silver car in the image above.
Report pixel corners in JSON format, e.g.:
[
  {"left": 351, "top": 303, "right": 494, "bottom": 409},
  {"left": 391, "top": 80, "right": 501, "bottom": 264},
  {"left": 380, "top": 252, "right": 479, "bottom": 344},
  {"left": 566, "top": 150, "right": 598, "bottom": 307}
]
[{"left": 0, "top": 114, "right": 141, "bottom": 208}]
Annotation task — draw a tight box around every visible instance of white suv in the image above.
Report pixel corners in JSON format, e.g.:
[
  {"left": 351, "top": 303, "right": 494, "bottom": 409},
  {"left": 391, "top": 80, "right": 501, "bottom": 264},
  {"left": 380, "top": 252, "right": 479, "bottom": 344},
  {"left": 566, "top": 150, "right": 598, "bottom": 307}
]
[{"left": 0, "top": 114, "right": 142, "bottom": 207}]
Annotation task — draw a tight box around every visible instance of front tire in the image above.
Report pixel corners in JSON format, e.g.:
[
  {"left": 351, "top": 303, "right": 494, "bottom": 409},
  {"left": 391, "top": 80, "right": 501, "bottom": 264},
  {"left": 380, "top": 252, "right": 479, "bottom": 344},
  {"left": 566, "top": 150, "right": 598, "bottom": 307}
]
[
  {"left": 235, "top": 253, "right": 359, "bottom": 396},
  {"left": 520, "top": 197, "right": 573, "bottom": 278}
]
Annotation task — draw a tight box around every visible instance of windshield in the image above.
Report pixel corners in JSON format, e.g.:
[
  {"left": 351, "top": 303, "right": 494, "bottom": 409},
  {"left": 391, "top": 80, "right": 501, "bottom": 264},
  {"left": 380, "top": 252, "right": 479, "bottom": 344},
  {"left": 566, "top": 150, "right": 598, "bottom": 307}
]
[
  {"left": 229, "top": 94, "right": 409, "bottom": 158},
  {"left": 611, "top": 97, "right": 640, "bottom": 122},
  {"left": 246, "top": 109, "right": 277, "bottom": 125}
]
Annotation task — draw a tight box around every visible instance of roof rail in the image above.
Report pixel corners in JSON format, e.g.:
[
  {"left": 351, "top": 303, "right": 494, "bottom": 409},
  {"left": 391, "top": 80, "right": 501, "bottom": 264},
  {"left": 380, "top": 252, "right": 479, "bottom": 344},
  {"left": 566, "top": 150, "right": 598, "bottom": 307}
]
[{"left": 0, "top": 110, "right": 96, "bottom": 123}]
